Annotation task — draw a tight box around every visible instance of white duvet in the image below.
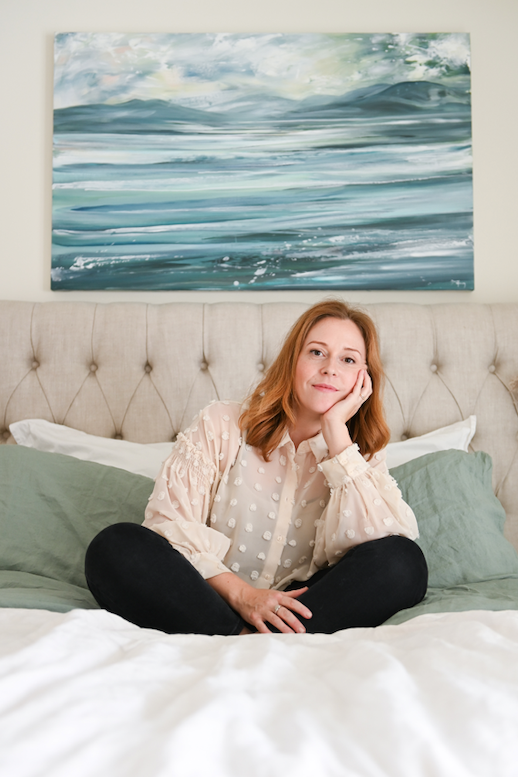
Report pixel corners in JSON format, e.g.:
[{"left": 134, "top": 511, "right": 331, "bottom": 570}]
[{"left": 1, "top": 609, "right": 517, "bottom": 777}]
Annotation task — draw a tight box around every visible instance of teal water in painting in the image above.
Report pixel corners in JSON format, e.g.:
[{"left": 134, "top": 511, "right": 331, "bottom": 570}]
[{"left": 52, "top": 82, "right": 473, "bottom": 290}]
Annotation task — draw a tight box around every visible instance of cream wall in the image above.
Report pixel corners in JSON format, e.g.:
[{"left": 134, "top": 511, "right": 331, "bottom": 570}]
[{"left": 1, "top": 0, "right": 516, "bottom": 304}]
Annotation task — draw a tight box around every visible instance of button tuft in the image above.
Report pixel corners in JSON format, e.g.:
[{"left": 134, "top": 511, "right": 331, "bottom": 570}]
[
  {"left": 200, "top": 362, "right": 208, "bottom": 371},
  {"left": 430, "top": 364, "right": 438, "bottom": 372},
  {"left": 32, "top": 360, "right": 39, "bottom": 370},
  {"left": 488, "top": 364, "right": 496, "bottom": 373},
  {"left": 144, "top": 364, "right": 152, "bottom": 373},
  {"left": 90, "top": 364, "right": 98, "bottom": 372}
]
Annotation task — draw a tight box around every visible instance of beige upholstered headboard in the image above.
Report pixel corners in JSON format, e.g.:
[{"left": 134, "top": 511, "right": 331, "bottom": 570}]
[{"left": 2, "top": 301, "right": 518, "bottom": 549}]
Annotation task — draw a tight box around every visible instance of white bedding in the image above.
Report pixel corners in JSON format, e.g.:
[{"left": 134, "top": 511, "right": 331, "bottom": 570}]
[{"left": 1, "top": 609, "right": 517, "bottom": 777}]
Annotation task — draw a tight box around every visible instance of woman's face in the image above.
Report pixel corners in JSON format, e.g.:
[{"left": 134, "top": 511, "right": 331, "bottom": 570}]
[{"left": 293, "top": 317, "right": 368, "bottom": 427}]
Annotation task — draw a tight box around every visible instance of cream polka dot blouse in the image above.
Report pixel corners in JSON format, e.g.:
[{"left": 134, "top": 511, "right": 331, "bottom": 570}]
[{"left": 143, "top": 401, "right": 419, "bottom": 591}]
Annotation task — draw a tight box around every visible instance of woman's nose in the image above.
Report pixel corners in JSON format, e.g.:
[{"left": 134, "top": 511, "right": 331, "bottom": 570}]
[{"left": 321, "top": 360, "right": 337, "bottom": 375}]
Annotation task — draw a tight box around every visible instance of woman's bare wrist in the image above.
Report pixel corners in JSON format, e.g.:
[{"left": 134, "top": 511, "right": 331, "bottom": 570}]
[
  {"left": 207, "top": 572, "right": 250, "bottom": 610},
  {"left": 321, "top": 418, "right": 353, "bottom": 458}
]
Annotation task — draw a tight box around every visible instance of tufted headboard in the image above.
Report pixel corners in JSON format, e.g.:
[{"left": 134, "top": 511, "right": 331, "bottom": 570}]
[{"left": 2, "top": 301, "right": 518, "bottom": 550}]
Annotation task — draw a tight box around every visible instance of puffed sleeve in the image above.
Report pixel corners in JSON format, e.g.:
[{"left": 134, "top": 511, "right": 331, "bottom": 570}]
[
  {"left": 142, "top": 404, "right": 240, "bottom": 580},
  {"left": 311, "top": 444, "right": 419, "bottom": 569}
]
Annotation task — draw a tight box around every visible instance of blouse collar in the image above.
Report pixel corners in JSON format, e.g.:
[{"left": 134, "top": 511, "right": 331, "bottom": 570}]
[{"left": 277, "top": 429, "right": 329, "bottom": 463}]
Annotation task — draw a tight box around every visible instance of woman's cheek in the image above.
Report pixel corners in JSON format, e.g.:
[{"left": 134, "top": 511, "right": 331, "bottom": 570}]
[{"left": 344, "top": 371, "right": 361, "bottom": 397}]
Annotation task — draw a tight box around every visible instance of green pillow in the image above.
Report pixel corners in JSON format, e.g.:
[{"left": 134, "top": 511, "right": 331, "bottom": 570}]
[
  {"left": 2, "top": 445, "right": 516, "bottom": 611},
  {"left": 390, "top": 450, "right": 518, "bottom": 588},
  {"left": 0, "top": 445, "right": 154, "bottom": 595}
]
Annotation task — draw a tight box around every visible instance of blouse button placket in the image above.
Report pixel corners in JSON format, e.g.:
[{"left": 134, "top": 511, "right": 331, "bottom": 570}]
[{"left": 261, "top": 448, "right": 299, "bottom": 583}]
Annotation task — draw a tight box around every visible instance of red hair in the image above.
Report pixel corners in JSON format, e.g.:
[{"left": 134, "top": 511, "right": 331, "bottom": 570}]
[{"left": 239, "top": 300, "right": 390, "bottom": 460}]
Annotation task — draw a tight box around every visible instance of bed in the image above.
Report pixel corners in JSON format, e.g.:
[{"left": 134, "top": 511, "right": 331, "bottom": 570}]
[{"left": 1, "top": 300, "right": 518, "bottom": 776}]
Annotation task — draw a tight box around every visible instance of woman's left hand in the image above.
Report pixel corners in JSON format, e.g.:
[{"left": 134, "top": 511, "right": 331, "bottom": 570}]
[
  {"left": 208, "top": 572, "right": 312, "bottom": 634},
  {"left": 320, "top": 369, "right": 372, "bottom": 457}
]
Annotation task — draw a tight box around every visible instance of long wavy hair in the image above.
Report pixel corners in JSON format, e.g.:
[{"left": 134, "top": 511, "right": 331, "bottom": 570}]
[{"left": 239, "top": 300, "right": 390, "bottom": 460}]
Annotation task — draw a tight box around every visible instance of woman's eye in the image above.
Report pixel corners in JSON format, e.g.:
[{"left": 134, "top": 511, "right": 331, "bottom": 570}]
[
  {"left": 310, "top": 349, "right": 323, "bottom": 357},
  {"left": 343, "top": 357, "right": 355, "bottom": 364}
]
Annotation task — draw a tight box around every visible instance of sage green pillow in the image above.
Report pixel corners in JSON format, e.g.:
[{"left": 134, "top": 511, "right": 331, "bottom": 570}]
[
  {"left": 3, "top": 445, "right": 516, "bottom": 611},
  {"left": 0, "top": 446, "right": 154, "bottom": 600},
  {"left": 390, "top": 450, "right": 518, "bottom": 588}
]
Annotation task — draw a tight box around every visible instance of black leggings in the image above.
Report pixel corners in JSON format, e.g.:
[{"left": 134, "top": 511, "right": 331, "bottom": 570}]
[{"left": 85, "top": 523, "right": 428, "bottom": 636}]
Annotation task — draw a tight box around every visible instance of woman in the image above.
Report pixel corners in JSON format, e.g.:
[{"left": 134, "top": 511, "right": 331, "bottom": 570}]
[{"left": 85, "top": 300, "right": 427, "bottom": 635}]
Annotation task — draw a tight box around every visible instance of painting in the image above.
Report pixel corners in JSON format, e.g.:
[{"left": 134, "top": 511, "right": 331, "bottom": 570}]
[{"left": 52, "top": 33, "right": 473, "bottom": 291}]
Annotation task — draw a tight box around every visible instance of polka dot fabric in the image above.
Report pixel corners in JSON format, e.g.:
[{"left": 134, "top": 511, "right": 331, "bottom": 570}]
[{"left": 143, "top": 402, "right": 419, "bottom": 590}]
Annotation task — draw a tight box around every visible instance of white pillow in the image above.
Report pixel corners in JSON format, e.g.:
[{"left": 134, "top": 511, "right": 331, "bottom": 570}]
[
  {"left": 10, "top": 415, "right": 476, "bottom": 478},
  {"left": 385, "top": 416, "right": 476, "bottom": 470},
  {"left": 9, "top": 419, "right": 172, "bottom": 479}
]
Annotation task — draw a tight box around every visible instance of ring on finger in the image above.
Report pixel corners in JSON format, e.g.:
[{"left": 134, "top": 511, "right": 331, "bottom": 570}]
[{"left": 273, "top": 604, "right": 281, "bottom": 615}]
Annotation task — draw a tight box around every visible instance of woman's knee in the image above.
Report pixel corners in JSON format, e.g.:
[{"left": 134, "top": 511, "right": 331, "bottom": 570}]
[
  {"left": 85, "top": 522, "right": 165, "bottom": 597},
  {"left": 347, "top": 535, "right": 428, "bottom": 607},
  {"left": 86, "top": 522, "right": 142, "bottom": 570},
  {"left": 372, "top": 535, "right": 428, "bottom": 605}
]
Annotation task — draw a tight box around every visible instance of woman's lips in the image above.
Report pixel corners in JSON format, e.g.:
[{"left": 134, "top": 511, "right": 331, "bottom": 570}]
[{"left": 312, "top": 383, "right": 338, "bottom": 392}]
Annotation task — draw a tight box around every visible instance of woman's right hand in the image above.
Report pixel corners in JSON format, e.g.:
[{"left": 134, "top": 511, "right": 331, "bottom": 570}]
[
  {"left": 320, "top": 368, "right": 372, "bottom": 457},
  {"left": 208, "top": 572, "right": 312, "bottom": 634}
]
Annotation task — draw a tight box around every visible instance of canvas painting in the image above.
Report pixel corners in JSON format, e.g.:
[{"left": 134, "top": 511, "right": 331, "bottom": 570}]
[{"left": 52, "top": 33, "right": 473, "bottom": 290}]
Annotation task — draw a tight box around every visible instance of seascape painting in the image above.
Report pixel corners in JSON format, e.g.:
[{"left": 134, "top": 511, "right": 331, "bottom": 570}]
[{"left": 52, "top": 33, "right": 473, "bottom": 290}]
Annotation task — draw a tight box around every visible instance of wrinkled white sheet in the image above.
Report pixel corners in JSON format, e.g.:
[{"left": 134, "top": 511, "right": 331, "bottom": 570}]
[{"left": 1, "top": 608, "right": 517, "bottom": 777}]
